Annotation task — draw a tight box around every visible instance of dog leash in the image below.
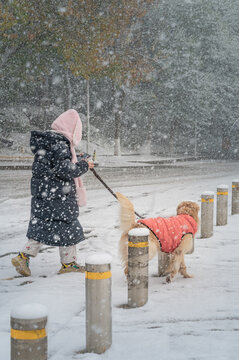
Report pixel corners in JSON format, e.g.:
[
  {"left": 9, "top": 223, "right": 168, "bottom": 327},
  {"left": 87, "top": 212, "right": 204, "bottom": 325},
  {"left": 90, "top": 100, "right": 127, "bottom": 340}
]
[
  {"left": 90, "top": 168, "right": 144, "bottom": 219},
  {"left": 89, "top": 152, "right": 162, "bottom": 244},
  {"left": 90, "top": 167, "right": 162, "bottom": 247}
]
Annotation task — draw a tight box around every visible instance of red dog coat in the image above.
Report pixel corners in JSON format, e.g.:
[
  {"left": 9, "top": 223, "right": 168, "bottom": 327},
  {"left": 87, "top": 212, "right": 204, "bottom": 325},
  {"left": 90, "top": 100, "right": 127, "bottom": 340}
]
[{"left": 138, "top": 214, "right": 197, "bottom": 253}]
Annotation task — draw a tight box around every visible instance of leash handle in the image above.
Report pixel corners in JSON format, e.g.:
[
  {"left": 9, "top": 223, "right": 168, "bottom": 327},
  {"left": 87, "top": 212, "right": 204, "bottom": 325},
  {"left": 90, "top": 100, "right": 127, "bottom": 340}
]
[
  {"left": 92, "top": 150, "right": 96, "bottom": 162},
  {"left": 90, "top": 168, "right": 143, "bottom": 219}
]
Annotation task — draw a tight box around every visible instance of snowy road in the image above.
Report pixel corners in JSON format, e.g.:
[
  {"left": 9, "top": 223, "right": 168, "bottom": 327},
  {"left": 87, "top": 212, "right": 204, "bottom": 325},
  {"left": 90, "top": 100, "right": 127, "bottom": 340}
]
[
  {"left": 0, "top": 160, "right": 238, "bottom": 201},
  {"left": 0, "top": 160, "right": 239, "bottom": 359}
]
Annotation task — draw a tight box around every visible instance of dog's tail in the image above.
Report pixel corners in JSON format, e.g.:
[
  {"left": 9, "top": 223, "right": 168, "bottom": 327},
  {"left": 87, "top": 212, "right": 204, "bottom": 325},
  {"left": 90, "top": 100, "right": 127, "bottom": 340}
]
[{"left": 116, "top": 192, "right": 136, "bottom": 231}]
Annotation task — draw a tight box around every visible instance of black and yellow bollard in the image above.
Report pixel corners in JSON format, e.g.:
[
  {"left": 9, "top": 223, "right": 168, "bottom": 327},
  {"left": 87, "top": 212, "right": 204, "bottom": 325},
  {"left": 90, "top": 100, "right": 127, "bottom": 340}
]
[
  {"left": 232, "top": 180, "right": 239, "bottom": 215},
  {"left": 201, "top": 192, "right": 214, "bottom": 238},
  {"left": 85, "top": 253, "right": 112, "bottom": 354},
  {"left": 158, "top": 252, "right": 171, "bottom": 276},
  {"left": 11, "top": 303, "right": 48, "bottom": 360},
  {"left": 216, "top": 185, "right": 228, "bottom": 226},
  {"left": 128, "top": 228, "right": 149, "bottom": 308}
]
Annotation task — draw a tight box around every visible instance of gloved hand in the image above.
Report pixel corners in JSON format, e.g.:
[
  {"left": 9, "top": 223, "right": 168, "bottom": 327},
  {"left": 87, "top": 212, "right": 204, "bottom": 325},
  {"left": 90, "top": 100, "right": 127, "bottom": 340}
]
[
  {"left": 77, "top": 152, "right": 91, "bottom": 161},
  {"left": 77, "top": 153, "right": 94, "bottom": 169}
]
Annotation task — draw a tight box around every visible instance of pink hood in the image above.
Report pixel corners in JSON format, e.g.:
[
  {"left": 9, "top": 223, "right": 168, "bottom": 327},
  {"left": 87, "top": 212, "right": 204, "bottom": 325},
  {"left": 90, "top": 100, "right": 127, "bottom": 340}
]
[
  {"left": 51, "top": 109, "right": 82, "bottom": 147},
  {"left": 51, "top": 109, "right": 87, "bottom": 207}
]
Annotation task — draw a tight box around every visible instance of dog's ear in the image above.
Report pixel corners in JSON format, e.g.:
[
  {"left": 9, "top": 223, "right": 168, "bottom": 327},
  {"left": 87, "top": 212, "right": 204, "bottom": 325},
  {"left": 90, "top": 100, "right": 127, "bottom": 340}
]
[
  {"left": 177, "top": 201, "right": 200, "bottom": 224},
  {"left": 177, "top": 201, "right": 199, "bottom": 214}
]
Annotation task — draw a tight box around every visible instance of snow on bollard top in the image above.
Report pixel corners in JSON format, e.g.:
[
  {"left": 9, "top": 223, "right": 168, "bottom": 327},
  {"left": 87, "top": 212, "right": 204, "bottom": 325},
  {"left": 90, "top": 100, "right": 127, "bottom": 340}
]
[
  {"left": 11, "top": 303, "right": 48, "bottom": 319},
  {"left": 128, "top": 228, "right": 150, "bottom": 237},
  {"left": 86, "top": 252, "right": 112, "bottom": 265},
  {"left": 217, "top": 184, "right": 229, "bottom": 189},
  {"left": 232, "top": 179, "right": 239, "bottom": 182},
  {"left": 201, "top": 191, "right": 214, "bottom": 196}
]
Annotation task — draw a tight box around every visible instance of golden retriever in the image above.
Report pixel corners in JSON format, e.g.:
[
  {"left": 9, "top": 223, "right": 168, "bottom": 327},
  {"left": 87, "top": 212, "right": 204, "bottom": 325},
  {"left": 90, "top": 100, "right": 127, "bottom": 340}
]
[{"left": 116, "top": 192, "right": 199, "bottom": 283}]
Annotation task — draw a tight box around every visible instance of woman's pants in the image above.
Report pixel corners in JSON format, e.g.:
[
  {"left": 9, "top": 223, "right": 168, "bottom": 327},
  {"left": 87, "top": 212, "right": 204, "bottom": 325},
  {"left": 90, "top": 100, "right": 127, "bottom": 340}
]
[{"left": 21, "top": 239, "right": 77, "bottom": 264}]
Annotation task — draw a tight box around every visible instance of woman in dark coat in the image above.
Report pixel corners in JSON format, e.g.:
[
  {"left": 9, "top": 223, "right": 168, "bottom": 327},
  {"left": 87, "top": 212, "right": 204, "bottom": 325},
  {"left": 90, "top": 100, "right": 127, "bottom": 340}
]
[{"left": 12, "top": 109, "right": 94, "bottom": 276}]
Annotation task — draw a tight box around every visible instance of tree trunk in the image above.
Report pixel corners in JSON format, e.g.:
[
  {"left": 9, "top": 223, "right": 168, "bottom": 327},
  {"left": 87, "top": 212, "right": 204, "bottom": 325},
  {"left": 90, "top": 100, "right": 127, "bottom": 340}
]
[
  {"left": 64, "top": 68, "right": 72, "bottom": 111},
  {"left": 144, "top": 116, "right": 153, "bottom": 155},
  {"left": 41, "top": 77, "right": 50, "bottom": 130},
  {"left": 169, "top": 118, "right": 177, "bottom": 156},
  {"left": 114, "top": 87, "right": 125, "bottom": 156},
  {"left": 114, "top": 112, "right": 121, "bottom": 156},
  {"left": 86, "top": 79, "right": 90, "bottom": 153},
  {"left": 194, "top": 118, "right": 197, "bottom": 157},
  {"left": 221, "top": 133, "right": 231, "bottom": 159}
]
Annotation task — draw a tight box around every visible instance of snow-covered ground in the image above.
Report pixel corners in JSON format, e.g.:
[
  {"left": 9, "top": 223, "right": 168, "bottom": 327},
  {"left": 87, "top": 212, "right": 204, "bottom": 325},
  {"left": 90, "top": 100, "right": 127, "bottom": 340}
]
[{"left": 0, "top": 161, "right": 239, "bottom": 359}]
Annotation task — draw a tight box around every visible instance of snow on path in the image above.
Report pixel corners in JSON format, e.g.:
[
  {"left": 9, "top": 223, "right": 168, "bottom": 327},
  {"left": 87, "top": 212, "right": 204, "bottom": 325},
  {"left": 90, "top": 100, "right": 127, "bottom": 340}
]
[{"left": 0, "top": 168, "right": 239, "bottom": 359}]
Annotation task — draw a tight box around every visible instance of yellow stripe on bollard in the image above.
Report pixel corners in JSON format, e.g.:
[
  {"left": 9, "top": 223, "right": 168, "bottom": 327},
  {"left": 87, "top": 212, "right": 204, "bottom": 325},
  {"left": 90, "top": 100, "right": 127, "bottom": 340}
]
[
  {"left": 217, "top": 191, "right": 228, "bottom": 195},
  {"left": 11, "top": 328, "right": 46, "bottom": 340},
  {"left": 201, "top": 198, "right": 214, "bottom": 203},
  {"left": 85, "top": 271, "right": 112, "bottom": 280},
  {"left": 128, "top": 241, "right": 148, "bottom": 248}
]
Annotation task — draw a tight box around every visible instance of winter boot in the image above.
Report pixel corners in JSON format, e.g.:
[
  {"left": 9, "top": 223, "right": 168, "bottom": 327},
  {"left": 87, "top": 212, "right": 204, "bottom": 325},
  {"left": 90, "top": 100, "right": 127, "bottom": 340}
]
[
  {"left": 58, "top": 261, "right": 85, "bottom": 274},
  {"left": 11, "top": 252, "right": 31, "bottom": 277}
]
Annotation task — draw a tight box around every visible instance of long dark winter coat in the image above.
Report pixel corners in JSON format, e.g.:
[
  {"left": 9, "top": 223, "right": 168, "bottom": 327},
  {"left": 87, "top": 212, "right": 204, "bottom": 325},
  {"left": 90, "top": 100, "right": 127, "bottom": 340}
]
[{"left": 26, "top": 130, "right": 89, "bottom": 246}]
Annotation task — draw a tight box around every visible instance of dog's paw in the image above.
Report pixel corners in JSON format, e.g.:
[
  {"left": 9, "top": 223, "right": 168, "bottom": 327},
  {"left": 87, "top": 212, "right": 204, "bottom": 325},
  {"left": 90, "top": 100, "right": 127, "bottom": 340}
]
[
  {"left": 183, "top": 273, "right": 193, "bottom": 278},
  {"left": 165, "top": 275, "right": 172, "bottom": 283}
]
